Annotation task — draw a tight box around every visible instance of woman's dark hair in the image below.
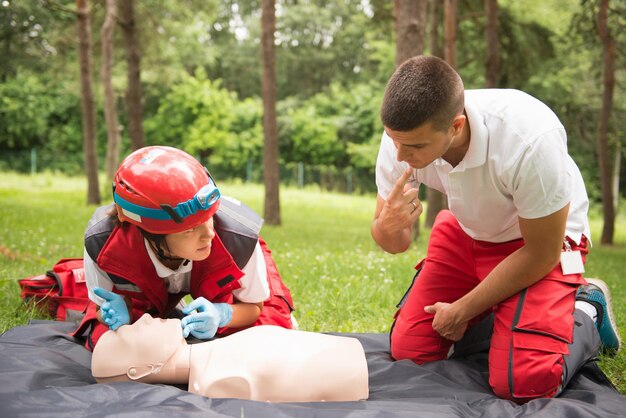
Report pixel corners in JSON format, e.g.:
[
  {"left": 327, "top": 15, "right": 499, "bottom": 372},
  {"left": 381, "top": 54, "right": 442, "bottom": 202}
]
[
  {"left": 381, "top": 55, "right": 464, "bottom": 132},
  {"left": 108, "top": 206, "right": 180, "bottom": 262}
]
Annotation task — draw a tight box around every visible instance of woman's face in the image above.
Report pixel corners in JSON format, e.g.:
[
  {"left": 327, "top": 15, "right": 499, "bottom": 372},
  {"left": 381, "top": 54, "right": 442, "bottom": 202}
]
[{"left": 164, "top": 217, "right": 216, "bottom": 261}]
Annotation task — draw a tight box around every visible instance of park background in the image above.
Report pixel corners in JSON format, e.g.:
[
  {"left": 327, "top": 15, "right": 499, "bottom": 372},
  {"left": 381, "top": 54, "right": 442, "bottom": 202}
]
[{"left": 0, "top": 0, "right": 625, "bottom": 393}]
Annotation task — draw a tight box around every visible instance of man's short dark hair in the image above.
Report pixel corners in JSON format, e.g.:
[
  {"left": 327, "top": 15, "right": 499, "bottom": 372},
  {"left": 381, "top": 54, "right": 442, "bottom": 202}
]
[{"left": 381, "top": 55, "right": 464, "bottom": 132}]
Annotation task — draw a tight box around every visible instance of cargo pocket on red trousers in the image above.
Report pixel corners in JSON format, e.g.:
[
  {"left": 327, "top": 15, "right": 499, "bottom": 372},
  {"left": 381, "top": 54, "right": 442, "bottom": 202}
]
[
  {"left": 512, "top": 279, "right": 578, "bottom": 344},
  {"left": 505, "top": 330, "right": 569, "bottom": 399},
  {"left": 500, "top": 281, "right": 577, "bottom": 400}
]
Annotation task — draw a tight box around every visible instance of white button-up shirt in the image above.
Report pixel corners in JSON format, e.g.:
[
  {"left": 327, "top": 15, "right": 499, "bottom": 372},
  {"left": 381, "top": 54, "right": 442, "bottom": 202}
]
[{"left": 376, "top": 89, "right": 590, "bottom": 245}]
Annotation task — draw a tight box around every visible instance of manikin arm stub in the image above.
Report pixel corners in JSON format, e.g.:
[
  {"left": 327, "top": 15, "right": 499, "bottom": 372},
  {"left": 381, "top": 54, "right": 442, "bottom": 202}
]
[{"left": 91, "top": 314, "right": 369, "bottom": 402}]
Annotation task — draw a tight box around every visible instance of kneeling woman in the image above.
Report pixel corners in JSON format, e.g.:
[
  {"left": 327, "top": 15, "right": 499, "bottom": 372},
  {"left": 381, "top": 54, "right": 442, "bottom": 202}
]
[{"left": 74, "top": 146, "right": 295, "bottom": 350}]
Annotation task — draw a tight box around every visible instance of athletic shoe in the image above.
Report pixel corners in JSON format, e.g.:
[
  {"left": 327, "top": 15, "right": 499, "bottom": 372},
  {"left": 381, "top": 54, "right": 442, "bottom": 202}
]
[{"left": 576, "top": 278, "right": 622, "bottom": 354}]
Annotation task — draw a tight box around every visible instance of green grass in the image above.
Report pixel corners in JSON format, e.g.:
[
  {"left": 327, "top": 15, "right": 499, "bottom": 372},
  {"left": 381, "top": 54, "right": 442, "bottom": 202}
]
[{"left": 1, "top": 172, "right": 625, "bottom": 393}]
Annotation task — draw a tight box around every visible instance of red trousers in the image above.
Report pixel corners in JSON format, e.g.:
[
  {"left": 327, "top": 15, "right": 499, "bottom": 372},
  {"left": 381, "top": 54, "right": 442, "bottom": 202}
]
[{"left": 390, "top": 210, "right": 588, "bottom": 403}]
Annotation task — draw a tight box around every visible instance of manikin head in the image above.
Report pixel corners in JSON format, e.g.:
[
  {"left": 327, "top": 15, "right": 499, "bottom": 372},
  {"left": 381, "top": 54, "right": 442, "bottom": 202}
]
[{"left": 91, "top": 314, "right": 189, "bottom": 384}]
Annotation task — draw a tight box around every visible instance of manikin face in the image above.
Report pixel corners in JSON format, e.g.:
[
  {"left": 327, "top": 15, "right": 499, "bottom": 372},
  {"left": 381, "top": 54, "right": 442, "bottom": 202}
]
[
  {"left": 164, "top": 217, "right": 216, "bottom": 261},
  {"left": 116, "top": 313, "right": 181, "bottom": 340},
  {"left": 91, "top": 314, "right": 184, "bottom": 381},
  {"left": 385, "top": 115, "right": 466, "bottom": 169}
]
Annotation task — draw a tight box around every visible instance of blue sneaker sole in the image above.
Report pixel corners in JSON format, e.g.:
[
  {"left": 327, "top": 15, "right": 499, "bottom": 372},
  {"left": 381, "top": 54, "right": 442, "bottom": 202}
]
[{"left": 587, "top": 278, "right": 622, "bottom": 352}]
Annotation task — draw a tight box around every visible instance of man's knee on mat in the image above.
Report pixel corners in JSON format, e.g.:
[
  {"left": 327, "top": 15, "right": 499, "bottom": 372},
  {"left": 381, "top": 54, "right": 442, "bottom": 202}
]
[
  {"left": 489, "top": 333, "right": 566, "bottom": 403},
  {"left": 390, "top": 330, "right": 450, "bottom": 364}
]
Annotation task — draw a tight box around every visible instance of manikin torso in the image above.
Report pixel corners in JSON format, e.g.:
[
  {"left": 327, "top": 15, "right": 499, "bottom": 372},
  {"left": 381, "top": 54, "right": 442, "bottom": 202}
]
[{"left": 91, "top": 314, "right": 369, "bottom": 402}]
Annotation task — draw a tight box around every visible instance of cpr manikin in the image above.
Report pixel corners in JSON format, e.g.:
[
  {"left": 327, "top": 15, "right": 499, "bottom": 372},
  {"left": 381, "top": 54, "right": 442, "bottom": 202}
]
[{"left": 91, "top": 314, "right": 369, "bottom": 402}]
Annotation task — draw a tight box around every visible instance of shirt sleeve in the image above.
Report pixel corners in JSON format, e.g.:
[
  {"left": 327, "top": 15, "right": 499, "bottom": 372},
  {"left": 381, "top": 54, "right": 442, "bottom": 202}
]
[
  {"left": 509, "top": 128, "right": 572, "bottom": 219},
  {"left": 83, "top": 247, "right": 114, "bottom": 306},
  {"left": 232, "top": 242, "right": 270, "bottom": 303}
]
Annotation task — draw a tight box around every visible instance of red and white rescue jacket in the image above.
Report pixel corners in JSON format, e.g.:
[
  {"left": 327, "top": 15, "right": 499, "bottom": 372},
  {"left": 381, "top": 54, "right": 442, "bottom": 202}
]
[{"left": 73, "top": 199, "right": 294, "bottom": 350}]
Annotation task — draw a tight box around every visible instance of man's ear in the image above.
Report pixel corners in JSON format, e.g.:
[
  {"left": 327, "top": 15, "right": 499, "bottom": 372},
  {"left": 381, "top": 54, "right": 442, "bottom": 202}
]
[{"left": 451, "top": 114, "right": 466, "bottom": 136}]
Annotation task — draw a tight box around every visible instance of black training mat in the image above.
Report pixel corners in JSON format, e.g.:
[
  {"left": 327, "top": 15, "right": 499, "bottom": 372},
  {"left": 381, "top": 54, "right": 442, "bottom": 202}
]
[{"left": 1, "top": 320, "right": 624, "bottom": 417}]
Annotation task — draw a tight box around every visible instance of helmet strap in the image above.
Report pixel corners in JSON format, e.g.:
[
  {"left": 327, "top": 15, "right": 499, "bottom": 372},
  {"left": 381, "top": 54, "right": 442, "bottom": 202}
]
[{"left": 142, "top": 232, "right": 189, "bottom": 269}]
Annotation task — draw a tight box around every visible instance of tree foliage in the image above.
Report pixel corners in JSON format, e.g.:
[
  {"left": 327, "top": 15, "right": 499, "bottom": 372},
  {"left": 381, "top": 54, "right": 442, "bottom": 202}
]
[
  {"left": 145, "top": 69, "right": 263, "bottom": 176},
  {"left": 0, "top": 0, "right": 624, "bottom": 201},
  {"left": 0, "top": 72, "right": 52, "bottom": 148}
]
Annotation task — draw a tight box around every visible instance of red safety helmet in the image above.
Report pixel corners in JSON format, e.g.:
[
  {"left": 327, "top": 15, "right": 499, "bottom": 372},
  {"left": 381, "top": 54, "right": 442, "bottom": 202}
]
[{"left": 113, "top": 146, "right": 221, "bottom": 234}]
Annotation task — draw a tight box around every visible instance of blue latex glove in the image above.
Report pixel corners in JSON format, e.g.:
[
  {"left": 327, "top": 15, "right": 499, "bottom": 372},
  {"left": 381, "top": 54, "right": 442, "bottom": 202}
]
[
  {"left": 94, "top": 287, "right": 130, "bottom": 331},
  {"left": 180, "top": 297, "right": 233, "bottom": 340}
]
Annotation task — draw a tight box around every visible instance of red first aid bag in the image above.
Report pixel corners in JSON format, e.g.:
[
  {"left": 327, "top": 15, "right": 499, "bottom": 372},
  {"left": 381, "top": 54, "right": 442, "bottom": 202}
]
[{"left": 18, "top": 258, "right": 89, "bottom": 325}]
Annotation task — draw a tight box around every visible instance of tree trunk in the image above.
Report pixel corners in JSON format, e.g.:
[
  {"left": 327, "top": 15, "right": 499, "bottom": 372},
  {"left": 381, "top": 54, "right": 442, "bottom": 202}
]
[
  {"left": 612, "top": 143, "right": 621, "bottom": 211},
  {"left": 261, "top": 0, "right": 280, "bottom": 225},
  {"left": 444, "top": 0, "right": 457, "bottom": 66},
  {"left": 484, "top": 0, "right": 500, "bottom": 88},
  {"left": 102, "top": 0, "right": 121, "bottom": 180},
  {"left": 428, "top": 0, "right": 443, "bottom": 58},
  {"left": 393, "top": 0, "right": 428, "bottom": 66},
  {"left": 596, "top": 0, "right": 616, "bottom": 244},
  {"left": 394, "top": 0, "right": 428, "bottom": 240},
  {"left": 76, "top": 0, "right": 100, "bottom": 205},
  {"left": 423, "top": 0, "right": 455, "bottom": 228},
  {"left": 118, "top": 0, "right": 145, "bottom": 150},
  {"left": 423, "top": 0, "right": 448, "bottom": 229},
  {"left": 2, "top": 27, "right": 12, "bottom": 82}
]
